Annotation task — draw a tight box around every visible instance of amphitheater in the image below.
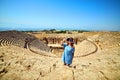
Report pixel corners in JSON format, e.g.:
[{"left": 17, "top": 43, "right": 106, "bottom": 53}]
[{"left": 0, "top": 30, "right": 120, "bottom": 80}]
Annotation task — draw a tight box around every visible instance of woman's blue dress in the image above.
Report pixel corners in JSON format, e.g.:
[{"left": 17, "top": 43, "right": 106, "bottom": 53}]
[{"left": 62, "top": 45, "right": 75, "bottom": 64}]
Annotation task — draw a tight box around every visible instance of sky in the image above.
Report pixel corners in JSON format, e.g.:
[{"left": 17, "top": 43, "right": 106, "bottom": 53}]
[{"left": 0, "top": 0, "right": 120, "bottom": 31}]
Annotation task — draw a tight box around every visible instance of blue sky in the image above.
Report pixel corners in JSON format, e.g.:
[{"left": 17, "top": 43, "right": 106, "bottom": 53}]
[{"left": 0, "top": 0, "right": 120, "bottom": 31}]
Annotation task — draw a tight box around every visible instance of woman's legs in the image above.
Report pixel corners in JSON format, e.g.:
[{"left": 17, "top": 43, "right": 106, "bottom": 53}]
[
  {"left": 67, "top": 64, "right": 70, "bottom": 66},
  {"left": 64, "top": 62, "right": 66, "bottom": 65},
  {"left": 64, "top": 63, "right": 70, "bottom": 66}
]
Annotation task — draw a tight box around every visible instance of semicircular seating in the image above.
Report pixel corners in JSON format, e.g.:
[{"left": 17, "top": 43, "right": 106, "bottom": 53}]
[{"left": 0, "top": 31, "right": 50, "bottom": 53}]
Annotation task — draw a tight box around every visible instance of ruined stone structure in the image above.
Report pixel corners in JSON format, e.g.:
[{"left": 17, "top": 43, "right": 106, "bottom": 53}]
[
  {"left": 0, "top": 31, "right": 120, "bottom": 80},
  {"left": 42, "top": 37, "right": 81, "bottom": 45},
  {"left": 0, "top": 31, "right": 50, "bottom": 52}
]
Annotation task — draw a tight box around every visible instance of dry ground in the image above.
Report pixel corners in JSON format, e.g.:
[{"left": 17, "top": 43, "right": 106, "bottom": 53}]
[{"left": 0, "top": 31, "right": 120, "bottom": 80}]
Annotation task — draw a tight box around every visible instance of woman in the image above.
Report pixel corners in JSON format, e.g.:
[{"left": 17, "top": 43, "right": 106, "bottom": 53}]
[{"left": 62, "top": 38, "right": 75, "bottom": 66}]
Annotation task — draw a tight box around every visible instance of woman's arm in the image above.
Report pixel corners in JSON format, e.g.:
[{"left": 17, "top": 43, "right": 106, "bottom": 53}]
[{"left": 61, "top": 38, "right": 66, "bottom": 46}]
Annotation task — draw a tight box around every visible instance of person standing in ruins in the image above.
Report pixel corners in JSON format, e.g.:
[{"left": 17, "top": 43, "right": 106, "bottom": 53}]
[
  {"left": 61, "top": 38, "right": 75, "bottom": 67},
  {"left": 24, "top": 38, "right": 29, "bottom": 49}
]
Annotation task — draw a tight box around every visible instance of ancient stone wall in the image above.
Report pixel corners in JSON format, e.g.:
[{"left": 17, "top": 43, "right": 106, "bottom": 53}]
[{"left": 42, "top": 37, "right": 81, "bottom": 44}]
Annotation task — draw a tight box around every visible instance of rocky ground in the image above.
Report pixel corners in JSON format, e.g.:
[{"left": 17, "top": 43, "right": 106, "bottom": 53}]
[{"left": 0, "top": 31, "right": 120, "bottom": 80}]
